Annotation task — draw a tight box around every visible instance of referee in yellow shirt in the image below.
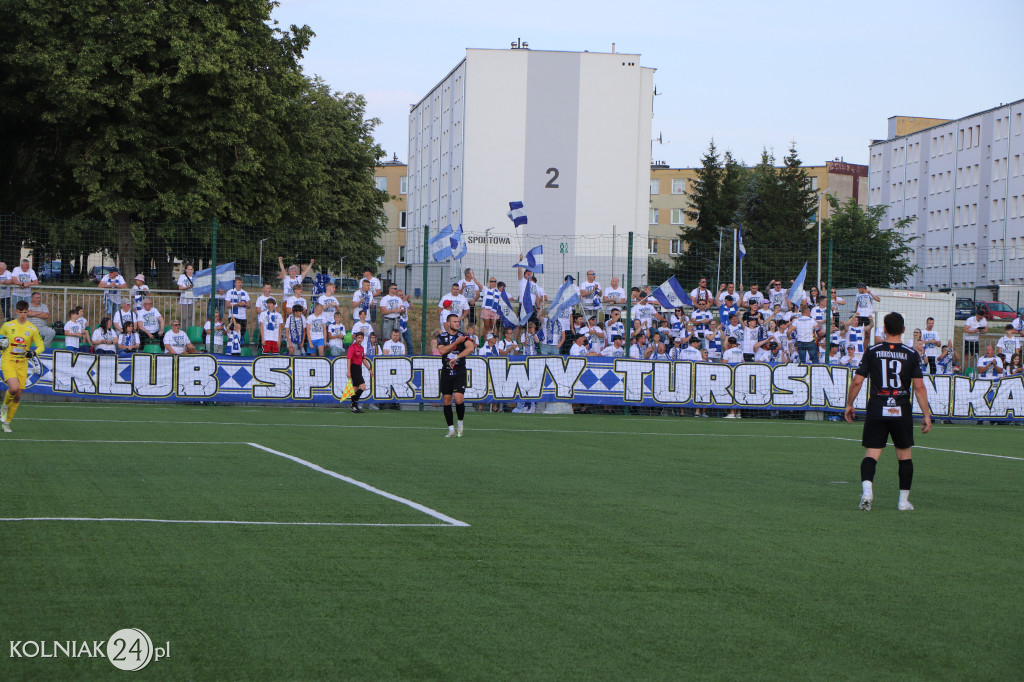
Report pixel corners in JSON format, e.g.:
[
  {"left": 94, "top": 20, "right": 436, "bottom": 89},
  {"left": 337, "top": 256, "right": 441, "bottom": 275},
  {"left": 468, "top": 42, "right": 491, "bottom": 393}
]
[{"left": 1, "top": 300, "right": 46, "bottom": 432}]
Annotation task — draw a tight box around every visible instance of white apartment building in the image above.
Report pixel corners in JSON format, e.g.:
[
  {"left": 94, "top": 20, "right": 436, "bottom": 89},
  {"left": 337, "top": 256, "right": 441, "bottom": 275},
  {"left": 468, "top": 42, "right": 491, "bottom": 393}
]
[
  {"left": 406, "top": 47, "right": 655, "bottom": 295},
  {"left": 868, "top": 98, "right": 1024, "bottom": 295}
]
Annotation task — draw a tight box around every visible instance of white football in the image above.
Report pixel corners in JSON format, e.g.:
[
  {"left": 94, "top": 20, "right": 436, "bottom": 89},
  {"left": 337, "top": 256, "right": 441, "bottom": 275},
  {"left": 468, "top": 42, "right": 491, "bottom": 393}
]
[{"left": 0, "top": 336, "right": 8, "bottom": 350}]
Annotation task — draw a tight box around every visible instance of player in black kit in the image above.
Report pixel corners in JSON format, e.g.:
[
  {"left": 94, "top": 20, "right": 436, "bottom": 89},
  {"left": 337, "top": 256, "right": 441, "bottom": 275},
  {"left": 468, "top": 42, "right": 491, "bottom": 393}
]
[
  {"left": 437, "top": 313, "right": 476, "bottom": 437},
  {"left": 845, "top": 311, "right": 932, "bottom": 511}
]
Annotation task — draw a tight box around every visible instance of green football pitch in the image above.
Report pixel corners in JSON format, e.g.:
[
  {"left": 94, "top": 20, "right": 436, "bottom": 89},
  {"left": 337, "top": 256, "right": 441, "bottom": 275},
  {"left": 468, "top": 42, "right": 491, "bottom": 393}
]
[{"left": 0, "top": 403, "right": 1021, "bottom": 680}]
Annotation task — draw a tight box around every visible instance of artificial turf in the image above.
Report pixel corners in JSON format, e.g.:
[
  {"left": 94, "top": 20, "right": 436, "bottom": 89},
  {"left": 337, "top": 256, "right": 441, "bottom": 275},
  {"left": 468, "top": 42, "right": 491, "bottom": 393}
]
[{"left": 0, "top": 403, "right": 1021, "bottom": 680}]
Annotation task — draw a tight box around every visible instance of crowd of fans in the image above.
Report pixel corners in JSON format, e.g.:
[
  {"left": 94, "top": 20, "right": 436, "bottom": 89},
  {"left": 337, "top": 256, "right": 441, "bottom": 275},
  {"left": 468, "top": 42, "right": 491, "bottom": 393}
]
[{"left": 3, "top": 256, "right": 1023, "bottom": 383}]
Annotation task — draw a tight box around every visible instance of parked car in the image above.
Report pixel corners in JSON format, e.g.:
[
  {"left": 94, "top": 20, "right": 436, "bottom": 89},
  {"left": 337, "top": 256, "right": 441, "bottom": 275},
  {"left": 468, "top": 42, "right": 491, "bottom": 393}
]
[
  {"left": 239, "top": 273, "right": 263, "bottom": 287},
  {"left": 954, "top": 297, "right": 975, "bottom": 320},
  {"left": 88, "top": 265, "right": 117, "bottom": 283},
  {"left": 40, "top": 261, "right": 75, "bottom": 281},
  {"left": 975, "top": 300, "right": 1016, "bottom": 321},
  {"left": 334, "top": 277, "right": 359, "bottom": 292}
]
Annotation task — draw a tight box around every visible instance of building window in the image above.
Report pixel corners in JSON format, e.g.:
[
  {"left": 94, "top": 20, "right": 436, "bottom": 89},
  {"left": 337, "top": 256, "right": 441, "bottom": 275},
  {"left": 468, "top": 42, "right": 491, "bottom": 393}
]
[
  {"left": 399, "top": 211, "right": 407, "bottom": 229},
  {"left": 807, "top": 176, "right": 819, "bottom": 191},
  {"left": 374, "top": 176, "right": 387, "bottom": 191},
  {"left": 649, "top": 208, "right": 659, "bottom": 225},
  {"left": 650, "top": 179, "right": 660, "bottom": 195},
  {"left": 399, "top": 175, "right": 408, "bottom": 194},
  {"left": 670, "top": 208, "right": 685, "bottom": 225},
  {"left": 648, "top": 238, "right": 659, "bottom": 255},
  {"left": 671, "top": 178, "right": 686, "bottom": 194},
  {"left": 670, "top": 239, "right": 682, "bottom": 255},
  {"left": 398, "top": 246, "right": 406, "bottom": 263}
]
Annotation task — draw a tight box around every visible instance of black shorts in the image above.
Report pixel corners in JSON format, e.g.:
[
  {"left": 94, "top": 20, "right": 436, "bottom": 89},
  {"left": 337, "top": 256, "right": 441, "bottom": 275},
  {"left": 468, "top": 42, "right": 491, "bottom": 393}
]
[
  {"left": 858, "top": 316, "right": 872, "bottom": 327},
  {"left": 964, "top": 340, "right": 979, "bottom": 356},
  {"left": 440, "top": 367, "right": 467, "bottom": 395},
  {"left": 350, "top": 366, "right": 365, "bottom": 388},
  {"left": 862, "top": 414, "right": 914, "bottom": 449}
]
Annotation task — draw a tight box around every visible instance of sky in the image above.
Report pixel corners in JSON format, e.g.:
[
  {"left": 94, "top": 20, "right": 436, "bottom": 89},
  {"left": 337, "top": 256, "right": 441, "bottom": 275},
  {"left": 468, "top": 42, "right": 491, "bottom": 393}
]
[{"left": 271, "top": 0, "right": 1023, "bottom": 169}]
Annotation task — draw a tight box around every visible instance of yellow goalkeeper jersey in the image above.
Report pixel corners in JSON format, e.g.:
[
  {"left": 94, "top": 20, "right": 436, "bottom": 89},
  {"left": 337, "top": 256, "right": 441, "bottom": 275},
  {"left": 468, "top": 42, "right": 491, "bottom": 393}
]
[{"left": 0, "top": 319, "right": 45, "bottom": 363}]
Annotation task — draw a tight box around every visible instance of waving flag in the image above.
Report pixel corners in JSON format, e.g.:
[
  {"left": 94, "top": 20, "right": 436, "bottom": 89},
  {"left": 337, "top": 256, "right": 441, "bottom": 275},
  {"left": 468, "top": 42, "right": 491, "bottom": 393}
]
[
  {"left": 449, "top": 224, "right": 467, "bottom": 260},
  {"left": 193, "top": 262, "right": 235, "bottom": 297},
  {"left": 737, "top": 227, "right": 747, "bottom": 260},
  {"left": 495, "top": 287, "right": 523, "bottom": 329},
  {"left": 650, "top": 276, "right": 692, "bottom": 309},
  {"left": 788, "top": 261, "right": 808, "bottom": 305},
  {"left": 429, "top": 225, "right": 455, "bottom": 262},
  {"left": 514, "top": 245, "right": 544, "bottom": 273},
  {"left": 548, "top": 275, "right": 581, "bottom": 321},
  {"left": 507, "top": 201, "right": 528, "bottom": 227}
]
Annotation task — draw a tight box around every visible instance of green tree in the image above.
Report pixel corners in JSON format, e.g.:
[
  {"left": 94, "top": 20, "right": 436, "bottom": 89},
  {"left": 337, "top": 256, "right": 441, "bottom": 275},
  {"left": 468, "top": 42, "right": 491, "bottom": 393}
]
[
  {"left": 738, "top": 144, "right": 818, "bottom": 287},
  {"left": 675, "top": 140, "right": 747, "bottom": 283},
  {"left": 0, "top": 0, "right": 386, "bottom": 284},
  {"left": 822, "top": 195, "right": 918, "bottom": 288}
]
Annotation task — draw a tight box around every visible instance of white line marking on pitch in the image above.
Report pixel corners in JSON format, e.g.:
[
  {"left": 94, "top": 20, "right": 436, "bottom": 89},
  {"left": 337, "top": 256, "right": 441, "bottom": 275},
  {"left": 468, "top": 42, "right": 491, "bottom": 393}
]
[
  {"left": 0, "top": 517, "right": 453, "bottom": 527},
  {"left": 247, "top": 443, "right": 470, "bottom": 527}
]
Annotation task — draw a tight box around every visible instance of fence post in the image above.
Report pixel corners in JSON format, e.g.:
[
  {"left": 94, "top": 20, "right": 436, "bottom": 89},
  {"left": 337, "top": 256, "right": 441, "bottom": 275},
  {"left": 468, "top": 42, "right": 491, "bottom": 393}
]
[
  {"left": 624, "top": 232, "right": 634, "bottom": 415},
  {"left": 207, "top": 218, "right": 218, "bottom": 345},
  {"left": 421, "top": 227, "right": 429, "bottom": 354},
  {"left": 824, "top": 238, "right": 834, "bottom": 358}
]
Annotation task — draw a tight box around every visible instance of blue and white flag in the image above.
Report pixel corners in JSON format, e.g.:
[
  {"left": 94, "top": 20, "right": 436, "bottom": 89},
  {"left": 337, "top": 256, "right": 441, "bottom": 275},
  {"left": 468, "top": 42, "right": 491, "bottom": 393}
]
[
  {"left": 737, "top": 227, "right": 746, "bottom": 260},
  {"left": 193, "top": 262, "right": 235, "bottom": 297},
  {"left": 495, "top": 287, "right": 523, "bottom": 329},
  {"left": 514, "top": 245, "right": 544, "bottom": 274},
  {"left": 429, "top": 225, "right": 455, "bottom": 262},
  {"left": 449, "top": 224, "right": 467, "bottom": 260},
  {"left": 650, "top": 275, "right": 692, "bottom": 309},
  {"left": 507, "top": 201, "right": 528, "bottom": 228},
  {"left": 788, "top": 261, "right": 808, "bottom": 305},
  {"left": 548, "top": 275, "right": 581, "bottom": 321}
]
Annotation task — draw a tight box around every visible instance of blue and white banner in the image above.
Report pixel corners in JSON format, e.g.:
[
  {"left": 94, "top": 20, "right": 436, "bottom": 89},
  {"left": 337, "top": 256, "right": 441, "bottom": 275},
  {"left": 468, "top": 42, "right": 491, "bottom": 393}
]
[
  {"left": 737, "top": 227, "right": 746, "bottom": 260},
  {"left": 193, "top": 262, "right": 235, "bottom": 297},
  {"left": 650, "top": 276, "right": 692, "bottom": 309},
  {"left": 507, "top": 201, "right": 528, "bottom": 228},
  {"left": 788, "top": 261, "right": 808, "bottom": 306},
  {"left": 430, "top": 224, "right": 468, "bottom": 262},
  {"left": 548, "top": 275, "right": 580, "bottom": 321},
  {"left": 493, "top": 287, "right": 525, "bottom": 329},
  {"left": 513, "top": 245, "right": 544, "bottom": 273},
  {"left": 12, "top": 350, "right": 1024, "bottom": 419}
]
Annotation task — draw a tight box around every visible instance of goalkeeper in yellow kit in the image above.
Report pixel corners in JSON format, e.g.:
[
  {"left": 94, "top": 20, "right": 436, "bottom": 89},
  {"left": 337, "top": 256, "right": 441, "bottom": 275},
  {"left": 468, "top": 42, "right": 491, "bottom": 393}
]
[{"left": 1, "top": 300, "right": 46, "bottom": 433}]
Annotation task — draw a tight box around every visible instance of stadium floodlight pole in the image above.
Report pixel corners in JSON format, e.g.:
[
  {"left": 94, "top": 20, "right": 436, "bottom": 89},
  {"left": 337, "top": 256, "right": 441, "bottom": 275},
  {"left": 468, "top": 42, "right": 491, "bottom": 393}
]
[
  {"left": 715, "top": 227, "right": 723, "bottom": 293},
  {"left": 817, "top": 193, "right": 823, "bottom": 288},
  {"left": 732, "top": 228, "right": 737, "bottom": 288},
  {"left": 258, "top": 237, "right": 270, "bottom": 285},
  {"left": 483, "top": 226, "right": 494, "bottom": 283}
]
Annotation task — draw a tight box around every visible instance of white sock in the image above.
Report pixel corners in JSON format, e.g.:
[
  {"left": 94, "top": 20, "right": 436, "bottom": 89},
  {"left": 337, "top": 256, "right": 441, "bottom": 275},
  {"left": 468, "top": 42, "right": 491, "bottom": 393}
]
[
  {"left": 448, "top": 425, "right": 455, "bottom": 434},
  {"left": 862, "top": 481, "right": 873, "bottom": 498},
  {"left": 899, "top": 489, "right": 910, "bottom": 503},
  {"left": 457, "top": 420, "right": 464, "bottom": 429}
]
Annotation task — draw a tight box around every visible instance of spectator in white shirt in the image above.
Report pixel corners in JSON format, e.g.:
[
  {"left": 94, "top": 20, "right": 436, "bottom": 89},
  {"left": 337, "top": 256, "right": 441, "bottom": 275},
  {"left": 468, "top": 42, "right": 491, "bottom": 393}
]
[
  {"left": 135, "top": 298, "right": 164, "bottom": 345},
  {"left": 792, "top": 305, "right": 821, "bottom": 363},
  {"left": 130, "top": 274, "right": 150, "bottom": 311},
  {"left": 327, "top": 311, "right": 347, "bottom": 357},
  {"left": 580, "top": 270, "right": 602, "bottom": 317},
  {"left": 603, "top": 276, "right": 627, "bottom": 311},
  {"left": 63, "top": 308, "right": 88, "bottom": 351},
  {"left": 379, "top": 283, "right": 404, "bottom": 341},
  {"left": 285, "top": 283, "right": 308, "bottom": 316},
  {"left": 98, "top": 265, "right": 128, "bottom": 316},
  {"left": 689, "top": 277, "right": 713, "bottom": 306},
  {"left": 359, "top": 268, "right": 382, "bottom": 296},
  {"left": 963, "top": 310, "right": 987, "bottom": 364},
  {"left": 351, "top": 310, "right": 373, "bottom": 347},
  {"left": 111, "top": 301, "right": 138, "bottom": 335},
  {"left": 458, "top": 268, "right": 482, "bottom": 325},
  {"left": 258, "top": 299, "right": 284, "bottom": 354},
  {"left": 854, "top": 283, "right": 881, "bottom": 325},
  {"left": 569, "top": 333, "right": 596, "bottom": 357},
  {"left": 118, "top": 322, "right": 141, "bottom": 354},
  {"left": 977, "top": 345, "right": 1003, "bottom": 377},
  {"left": 383, "top": 328, "right": 406, "bottom": 356},
  {"left": 498, "top": 327, "right": 520, "bottom": 356},
  {"left": 439, "top": 283, "right": 469, "bottom": 330},
  {"left": 318, "top": 282, "right": 341, "bottom": 318},
  {"left": 177, "top": 264, "right": 196, "bottom": 326},
  {"left": 204, "top": 311, "right": 225, "bottom": 353},
  {"left": 995, "top": 324, "right": 1020, "bottom": 359},
  {"left": 25, "top": 292, "right": 54, "bottom": 343},
  {"left": 255, "top": 284, "right": 274, "bottom": 318},
  {"left": 278, "top": 257, "right": 314, "bottom": 297},
  {"left": 352, "top": 279, "right": 375, "bottom": 323},
  {"left": 224, "top": 277, "right": 251, "bottom": 337},
  {"left": 481, "top": 276, "right": 500, "bottom": 337},
  {"left": 601, "top": 335, "right": 626, "bottom": 357},
  {"left": 305, "top": 302, "right": 328, "bottom": 356},
  {"left": 91, "top": 317, "right": 119, "bottom": 354},
  {"left": 741, "top": 283, "right": 764, "bottom": 309},
  {"left": 717, "top": 282, "right": 739, "bottom": 306},
  {"left": 0, "top": 261, "right": 11, "bottom": 318},
  {"left": 920, "top": 317, "right": 942, "bottom": 374},
  {"left": 630, "top": 293, "right": 664, "bottom": 331}
]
